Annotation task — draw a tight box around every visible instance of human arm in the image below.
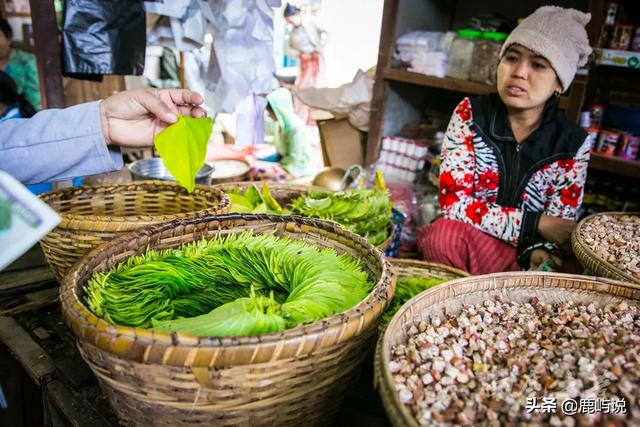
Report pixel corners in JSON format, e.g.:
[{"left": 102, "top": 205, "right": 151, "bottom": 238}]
[
  {"left": 517, "top": 137, "right": 590, "bottom": 267},
  {"left": 0, "top": 89, "right": 205, "bottom": 184}
]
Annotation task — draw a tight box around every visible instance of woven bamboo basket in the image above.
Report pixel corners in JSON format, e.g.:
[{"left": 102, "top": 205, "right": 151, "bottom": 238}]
[
  {"left": 571, "top": 211, "right": 640, "bottom": 284},
  {"left": 39, "top": 181, "right": 230, "bottom": 282},
  {"left": 60, "top": 214, "right": 395, "bottom": 427},
  {"left": 374, "top": 272, "right": 640, "bottom": 427},
  {"left": 390, "top": 258, "right": 469, "bottom": 281},
  {"left": 213, "top": 180, "right": 395, "bottom": 252}
]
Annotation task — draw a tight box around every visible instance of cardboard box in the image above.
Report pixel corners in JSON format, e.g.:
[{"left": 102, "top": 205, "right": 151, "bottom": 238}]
[{"left": 315, "top": 114, "right": 365, "bottom": 169}]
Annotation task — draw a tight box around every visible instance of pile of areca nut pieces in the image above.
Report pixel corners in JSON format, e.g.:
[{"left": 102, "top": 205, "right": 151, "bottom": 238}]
[{"left": 378, "top": 212, "right": 640, "bottom": 427}]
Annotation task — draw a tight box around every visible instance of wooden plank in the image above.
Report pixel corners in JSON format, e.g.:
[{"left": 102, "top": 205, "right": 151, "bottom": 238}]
[
  {"left": 0, "top": 267, "right": 55, "bottom": 291},
  {"left": 382, "top": 68, "right": 496, "bottom": 95},
  {"left": 0, "top": 288, "right": 59, "bottom": 316},
  {"left": 0, "top": 316, "right": 55, "bottom": 384},
  {"left": 589, "top": 153, "right": 640, "bottom": 179},
  {"left": 365, "top": 0, "right": 399, "bottom": 166},
  {"left": 29, "top": 0, "right": 64, "bottom": 108}
]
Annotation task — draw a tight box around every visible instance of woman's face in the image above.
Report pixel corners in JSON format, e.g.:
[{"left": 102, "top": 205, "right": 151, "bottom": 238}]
[
  {"left": 497, "top": 44, "right": 562, "bottom": 111},
  {"left": 0, "top": 31, "right": 11, "bottom": 59}
]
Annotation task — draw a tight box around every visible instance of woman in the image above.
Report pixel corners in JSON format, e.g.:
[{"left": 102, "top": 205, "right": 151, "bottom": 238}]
[
  {"left": 0, "top": 71, "right": 36, "bottom": 122},
  {"left": 284, "top": 4, "right": 326, "bottom": 125},
  {"left": 417, "top": 6, "right": 592, "bottom": 274},
  {"left": 0, "top": 19, "right": 41, "bottom": 110}
]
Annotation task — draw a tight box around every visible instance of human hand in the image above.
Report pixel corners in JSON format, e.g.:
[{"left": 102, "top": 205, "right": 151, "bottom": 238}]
[
  {"left": 538, "top": 214, "right": 576, "bottom": 248},
  {"left": 100, "top": 88, "right": 207, "bottom": 147},
  {"left": 529, "top": 248, "right": 562, "bottom": 271}
]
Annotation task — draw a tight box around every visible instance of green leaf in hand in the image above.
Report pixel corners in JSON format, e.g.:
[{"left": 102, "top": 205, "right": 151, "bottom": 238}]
[{"left": 153, "top": 114, "right": 212, "bottom": 193}]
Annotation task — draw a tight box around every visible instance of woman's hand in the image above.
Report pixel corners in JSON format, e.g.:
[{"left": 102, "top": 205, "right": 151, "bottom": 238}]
[
  {"left": 529, "top": 248, "right": 562, "bottom": 271},
  {"left": 538, "top": 214, "right": 576, "bottom": 249},
  {"left": 100, "top": 88, "right": 207, "bottom": 148}
]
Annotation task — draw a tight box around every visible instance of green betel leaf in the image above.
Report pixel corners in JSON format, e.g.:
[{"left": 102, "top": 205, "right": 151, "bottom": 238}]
[{"left": 153, "top": 114, "right": 213, "bottom": 193}]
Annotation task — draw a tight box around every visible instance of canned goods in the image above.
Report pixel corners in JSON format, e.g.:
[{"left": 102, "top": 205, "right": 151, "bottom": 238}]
[
  {"left": 605, "top": 1, "right": 620, "bottom": 26},
  {"left": 609, "top": 25, "right": 634, "bottom": 50},
  {"left": 632, "top": 27, "right": 640, "bottom": 52},
  {"left": 589, "top": 104, "right": 605, "bottom": 127},
  {"left": 597, "top": 130, "right": 620, "bottom": 156},
  {"left": 617, "top": 134, "right": 640, "bottom": 160},
  {"left": 580, "top": 111, "right": 591, "bottom": 128},
  {"left": 597, "top": 24, "right": 612, "bottom": 49}
]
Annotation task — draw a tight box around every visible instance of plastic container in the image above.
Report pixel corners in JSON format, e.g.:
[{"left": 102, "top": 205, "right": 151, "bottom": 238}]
[
  {"left": 470, "top": 32, "right": 507, "bottom": 85},
  {"left": 446, "top": 29, "right": 482, "bottom": 80}
]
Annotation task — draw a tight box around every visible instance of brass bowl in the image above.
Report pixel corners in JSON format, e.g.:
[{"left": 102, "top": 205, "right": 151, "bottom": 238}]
[{"left": 312, "top": 167, "right": 347, "bottom": 192}]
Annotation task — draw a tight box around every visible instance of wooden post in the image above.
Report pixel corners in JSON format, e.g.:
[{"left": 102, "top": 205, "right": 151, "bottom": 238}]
[
  {"left": 29, "top": 0, "right": 64, "bottom": 109},
  {"left": 364, "top": 0, "right": 398, "bottom": 166}
]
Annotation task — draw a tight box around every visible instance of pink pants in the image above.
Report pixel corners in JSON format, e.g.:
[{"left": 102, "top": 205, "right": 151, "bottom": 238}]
[{"left": 417, "top": 218, "right": 521, "bottom": 275}]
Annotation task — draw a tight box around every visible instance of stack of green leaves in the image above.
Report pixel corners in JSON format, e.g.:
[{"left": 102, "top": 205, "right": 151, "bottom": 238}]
[
  {"left": 85, "top": 232, "right": 372, "bottom": 337},
  {"left": 290, "top": 189, "right": 392, "bottom": 245},
  {"left": 227, "top": 183, "right": 289, "bottom": 215},
  {"left": 153, "top": 114, "right": 213, "bottom": 193},
  {"left": 380, "top": 277, "right": 452, "bottom": 325}
]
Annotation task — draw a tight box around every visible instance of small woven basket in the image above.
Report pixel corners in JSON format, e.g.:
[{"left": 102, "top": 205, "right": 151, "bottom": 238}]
[
  {"left": 374, "top": 272, "right": 640, "bottom": 427},
  {"left": 571, "top": 211, "right": 640, "bottom": 284},
  {"left": 61, "top": 214, "right": 395, "bottom": 427},
  {"left": 39, "top": 181, "right": 230, "bottom": 282},
  {"left": 213, "top": 180, "right": 395, "bottom": 252}
]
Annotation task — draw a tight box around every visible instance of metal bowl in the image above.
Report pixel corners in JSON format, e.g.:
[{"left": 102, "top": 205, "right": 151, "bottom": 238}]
[{"left": 128, "top": 158, "right": 214, "bottom": 185}]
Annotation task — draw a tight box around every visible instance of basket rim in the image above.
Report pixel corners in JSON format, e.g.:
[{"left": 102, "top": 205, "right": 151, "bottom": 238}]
[
  {"left": 389, "top": 258, "right": 470, "bottom": 278},
  {"left": 376, "top": 271, "right": 640, "bottom": 427},
  {"left": 572, "top": 211, "right": 640, "bottom": 284},
  {"left": 39, "top": 180, "right": 230, "bottom": 226},
  {"left": 60, "top": 213, "right": 394, "bottom": 353}
]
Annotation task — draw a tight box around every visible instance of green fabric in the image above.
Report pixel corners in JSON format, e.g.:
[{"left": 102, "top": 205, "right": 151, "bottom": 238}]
[
  {"left": 5, "top": 49, "right": 41, "bottom": 110},
  {"left": 266, "top": 88, "right": 310, "bottom": 176}
]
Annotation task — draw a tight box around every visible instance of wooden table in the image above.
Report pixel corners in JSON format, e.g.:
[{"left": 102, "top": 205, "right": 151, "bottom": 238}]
[{"left": 0, "top": 247, "right": 392, "bottom": 427}]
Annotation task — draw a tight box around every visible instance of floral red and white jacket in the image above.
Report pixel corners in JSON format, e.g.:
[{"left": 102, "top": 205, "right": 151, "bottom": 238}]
[{"left": 439, "top": 95, "right": 590, "bottom": 263}]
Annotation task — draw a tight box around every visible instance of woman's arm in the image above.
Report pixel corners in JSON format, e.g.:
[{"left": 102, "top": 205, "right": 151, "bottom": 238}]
[
  {"left": 439, "top": 98, "right": 526, "bottom": 245},
  {"left": 518, "top": 136, "right": 590, "bottom": 267}
]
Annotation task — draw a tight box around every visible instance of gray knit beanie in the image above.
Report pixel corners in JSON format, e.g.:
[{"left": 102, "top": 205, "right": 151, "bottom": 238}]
[{"left": 499, "top": 6, "right": 592, "bottom": 92}]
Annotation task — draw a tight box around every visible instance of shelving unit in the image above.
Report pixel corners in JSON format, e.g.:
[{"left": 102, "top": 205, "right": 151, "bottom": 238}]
[
  {"left": 382, "top": 68, "right": 496, "bottom": 95},
  {"left": 366, "top": 0, "right": 640, "bottom": 182},
  {"left": 589, "top": 153, "right": 640, "bottom": 179}
]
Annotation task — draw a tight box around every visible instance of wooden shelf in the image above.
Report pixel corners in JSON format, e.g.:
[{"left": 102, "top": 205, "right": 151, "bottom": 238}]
[
  {"left": 589, "top": 153, "right": 640, "bottom": 179},
  {"left": 382, "top": 68, "right": 497, "bottom": 95}
]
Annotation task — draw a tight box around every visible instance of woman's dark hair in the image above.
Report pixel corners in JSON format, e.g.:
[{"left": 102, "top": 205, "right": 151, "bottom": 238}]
[
  {"left": 0, "top": 71, "right": 36, "bottom": 118},
  {"left": 0, "top": 18, "right": 13, "bottom": 39},
  {"left": 284, "top": 4, "right": 300, "bottom": 17}
]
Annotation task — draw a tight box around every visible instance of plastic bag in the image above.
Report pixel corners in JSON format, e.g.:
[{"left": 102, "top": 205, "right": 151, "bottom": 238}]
[{"left": 62, "top": 0, "right": 146, "bottom": 76}]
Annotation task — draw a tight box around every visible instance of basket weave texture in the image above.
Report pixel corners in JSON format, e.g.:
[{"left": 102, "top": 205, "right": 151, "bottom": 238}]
[
  {"left": 39, "top": 181, "right": 230, "bottom": 282},
  {"left": 389, "top": 258, "right": 469, "bottom": 281},
  {"left": 60, "top": 214, "right": 395, "bottom": 426},
  {"left": 213, "top": 180, "right": 395, "bottom": 252},
  {"left": 571, "top": 211, "right": 640, "bottom": 284},
  {"left": 374, "top": 272, "right": 640, "bottom": 427}
]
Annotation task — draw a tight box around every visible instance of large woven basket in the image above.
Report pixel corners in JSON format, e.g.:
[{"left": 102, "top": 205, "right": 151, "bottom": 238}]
[
  {"left": 39, "top": 181, "right": 230, "bottom": 282},
  {"left": 213, "top": 180, "right": 395, "bottom": 252},
  {"left": 389, "top": 258, "right": 469, "bottom": 281},
  {"left": 374, "top": 272, "right": 640, "bottom": 427},
  {"left": 60, "top": 214, "right": 395, "bottom": 427},
  {"left": 572, "top": 211, "right": 640, "bottom": 284}
]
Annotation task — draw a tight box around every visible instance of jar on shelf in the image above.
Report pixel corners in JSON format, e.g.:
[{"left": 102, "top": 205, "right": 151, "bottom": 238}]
[
  {"left": 446, "top": 29, "right": 482, "bottom": 80},
  {"left": 469, "top": 31, "right": 508, "bottom": 85}
]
